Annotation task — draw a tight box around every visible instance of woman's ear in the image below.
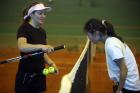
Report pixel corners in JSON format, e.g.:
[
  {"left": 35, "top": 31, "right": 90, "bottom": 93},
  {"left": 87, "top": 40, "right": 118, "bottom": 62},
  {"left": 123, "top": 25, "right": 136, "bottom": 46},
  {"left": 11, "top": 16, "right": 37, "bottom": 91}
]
[
  {"left": 105, "top": 30, "right": 107, "bottom": 35},
  {"left": 99, "top": 32, "right": 103, "bottom": 38},
  {"left": 30, "top": 13, "right": 34, "bottom": 18},
  {"left": 105, "top": 30, "right": 109, "bottom": 37}
]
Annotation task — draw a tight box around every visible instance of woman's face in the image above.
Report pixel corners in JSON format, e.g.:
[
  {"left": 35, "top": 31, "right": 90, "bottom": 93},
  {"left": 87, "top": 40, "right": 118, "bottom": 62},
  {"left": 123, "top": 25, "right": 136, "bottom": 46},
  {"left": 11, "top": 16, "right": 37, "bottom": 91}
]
[
  {"left": 87, "top": 31, "right": 101, "bottom": 43},
  {"left": 31, "top": 10, "right": 47, "bottom": 26}
]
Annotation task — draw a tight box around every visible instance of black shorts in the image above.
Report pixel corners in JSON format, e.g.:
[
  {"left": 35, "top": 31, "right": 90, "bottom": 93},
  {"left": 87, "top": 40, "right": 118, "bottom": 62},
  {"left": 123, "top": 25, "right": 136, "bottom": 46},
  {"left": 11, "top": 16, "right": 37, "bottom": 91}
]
[
  {"left": 15, "top": 72, "right": 46, "bottom": 93},
  {"left": 113, "top": 84, "right": 140, "bottom": 93},
  {"left": 122, "top": 88, "right": 140, "bottom": 93}
]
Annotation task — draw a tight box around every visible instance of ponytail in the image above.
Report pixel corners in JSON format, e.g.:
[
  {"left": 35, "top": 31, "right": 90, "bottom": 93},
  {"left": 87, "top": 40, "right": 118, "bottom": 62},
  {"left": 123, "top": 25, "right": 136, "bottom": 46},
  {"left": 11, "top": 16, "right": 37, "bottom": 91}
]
[
  {"left": 84, "top": 18, "right": 124, "bottom": 43},
  {"left": 22, "top": 2, "right": 39, "bottom": 23},
  {"left": 23, "top": 7, "right": 30, "bottom": 23},
  {"left": 102, "top": 20, "right": 124, "bottom": 43}
]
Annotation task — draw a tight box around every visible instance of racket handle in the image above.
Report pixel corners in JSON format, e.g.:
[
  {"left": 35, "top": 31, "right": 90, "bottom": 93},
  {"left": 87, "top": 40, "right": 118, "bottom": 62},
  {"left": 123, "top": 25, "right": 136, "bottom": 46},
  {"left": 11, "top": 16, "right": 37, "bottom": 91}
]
[
  {"left": 0, "top": 45, "right": 65, "bottom": 64},
  {"left": 0, "top": 60, "right": 8, "bottom": 64},
  {"left": 113, "top": 84, "right": 118, "bottom": 93},
  {"left": 54, "top": 45, "right": 65, "bottom": 51}
]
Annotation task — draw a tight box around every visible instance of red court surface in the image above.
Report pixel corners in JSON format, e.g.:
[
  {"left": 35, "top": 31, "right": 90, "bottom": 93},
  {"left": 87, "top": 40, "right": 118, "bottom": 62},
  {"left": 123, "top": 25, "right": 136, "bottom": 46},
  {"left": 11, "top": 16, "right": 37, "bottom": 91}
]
[{"left": 0, "top": 48, "right": 140, "bottom": 93}]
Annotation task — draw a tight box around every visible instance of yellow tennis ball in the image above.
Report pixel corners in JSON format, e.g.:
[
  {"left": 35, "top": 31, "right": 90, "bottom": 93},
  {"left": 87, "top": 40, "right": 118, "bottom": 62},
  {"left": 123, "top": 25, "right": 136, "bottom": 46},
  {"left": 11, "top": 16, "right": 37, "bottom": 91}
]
[
  {"left": 42, "top": 68, "right": 49, "bottom": 75},
  {"left": 48, "top": 66, "right": 55, "bottom": 73}
]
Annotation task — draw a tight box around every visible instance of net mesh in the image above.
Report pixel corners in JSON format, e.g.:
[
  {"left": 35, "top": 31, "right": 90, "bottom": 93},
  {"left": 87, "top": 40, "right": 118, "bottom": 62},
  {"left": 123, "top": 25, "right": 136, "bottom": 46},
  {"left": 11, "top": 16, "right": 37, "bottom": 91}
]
[
  {"left": 59, "top": 39, "right": 91, "bottom": 93},
  {"left": 71, "top": 51, "right": 89, "bottom": 93}
]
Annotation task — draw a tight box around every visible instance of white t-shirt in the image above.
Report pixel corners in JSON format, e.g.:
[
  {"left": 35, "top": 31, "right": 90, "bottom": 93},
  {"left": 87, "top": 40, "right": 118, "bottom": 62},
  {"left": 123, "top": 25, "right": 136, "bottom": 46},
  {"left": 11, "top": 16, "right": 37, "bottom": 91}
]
[{"left": 105, "top": 37, "right": 140, "bottom": 91}]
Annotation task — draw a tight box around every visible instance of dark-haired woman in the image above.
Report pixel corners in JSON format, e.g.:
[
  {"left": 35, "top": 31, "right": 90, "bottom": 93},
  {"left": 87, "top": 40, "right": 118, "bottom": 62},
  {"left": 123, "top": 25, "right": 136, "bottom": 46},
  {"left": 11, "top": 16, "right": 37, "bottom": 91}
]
[
  {"left": 15, "top": 2, "right": 58, "bottom": 93},
  {"left": 84, "top": 18, "right": 140, "bottom": 93}
]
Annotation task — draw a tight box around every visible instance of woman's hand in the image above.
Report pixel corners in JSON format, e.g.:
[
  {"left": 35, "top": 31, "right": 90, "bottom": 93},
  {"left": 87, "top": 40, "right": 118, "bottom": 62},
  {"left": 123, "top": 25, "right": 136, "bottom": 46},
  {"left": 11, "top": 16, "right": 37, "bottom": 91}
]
[
  {"left": 116, "top": 90, "right": 122, "bottom": 93},
  {"left": 51, "top": 63, "right": 59, "bottom": 74},
  {"left": 42, "top": 45, "right": 54, "bottom": 53}
]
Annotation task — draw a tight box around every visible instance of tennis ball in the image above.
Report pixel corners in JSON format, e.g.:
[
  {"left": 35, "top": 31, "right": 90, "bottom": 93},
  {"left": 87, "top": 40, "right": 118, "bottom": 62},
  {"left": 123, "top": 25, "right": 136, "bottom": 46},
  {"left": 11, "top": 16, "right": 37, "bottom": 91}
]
[
  {"left": 42, "top": 68, "right": 49, "bottom": 75},
  {"left": 48, "top": 66, "right": 55, "bottom": 73}
]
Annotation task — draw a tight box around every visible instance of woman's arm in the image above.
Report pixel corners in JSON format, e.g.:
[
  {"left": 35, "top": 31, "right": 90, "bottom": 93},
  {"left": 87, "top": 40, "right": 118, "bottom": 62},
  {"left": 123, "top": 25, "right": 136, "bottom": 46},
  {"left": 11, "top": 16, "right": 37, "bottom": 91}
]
[
  {"left": 18, "top": 37, "right": 53, "bottom": 53},
  {"left": 114, "top": 58, "right": 128, "bottom": 93},
  {"left": 44, "top": 53, "right": 59, "bottom": 73}
]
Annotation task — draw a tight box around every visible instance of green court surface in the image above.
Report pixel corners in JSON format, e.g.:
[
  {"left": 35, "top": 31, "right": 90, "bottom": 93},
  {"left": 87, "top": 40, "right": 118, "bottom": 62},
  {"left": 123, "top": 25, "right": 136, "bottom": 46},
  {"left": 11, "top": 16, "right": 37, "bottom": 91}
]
[
  {"left": 0, "top": 0, "right": 140, "bottom": 52},
  {"left": 0, "top": 1, "right": 140, "bottom": 93}
]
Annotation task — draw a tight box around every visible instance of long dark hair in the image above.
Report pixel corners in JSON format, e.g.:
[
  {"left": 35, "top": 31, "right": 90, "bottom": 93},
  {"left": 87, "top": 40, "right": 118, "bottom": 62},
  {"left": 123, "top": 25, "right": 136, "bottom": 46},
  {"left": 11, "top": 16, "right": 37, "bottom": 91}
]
[
  {"left": 22, "top": 2, "right": 39, "bottom": 23},
  {"left": 84, "top": 18, "right": 124, "bottom": 43}
]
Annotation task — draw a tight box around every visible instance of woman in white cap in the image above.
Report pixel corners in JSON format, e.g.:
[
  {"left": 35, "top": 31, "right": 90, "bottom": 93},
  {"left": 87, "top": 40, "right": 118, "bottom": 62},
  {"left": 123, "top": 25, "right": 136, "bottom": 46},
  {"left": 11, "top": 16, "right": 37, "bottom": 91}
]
[
  {"left": 15, "top": 2, "right": 58, "bottom": 93},
  {"left": 84, "top": 18, "right": 140, "bottom": 93}
]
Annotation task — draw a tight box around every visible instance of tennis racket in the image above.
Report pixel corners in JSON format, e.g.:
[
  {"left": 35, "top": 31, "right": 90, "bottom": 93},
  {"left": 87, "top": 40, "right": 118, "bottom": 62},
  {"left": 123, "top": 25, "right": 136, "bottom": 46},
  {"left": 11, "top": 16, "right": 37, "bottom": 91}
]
[{"left": 0, "top": 45, "right": 65, "bottom": 64}]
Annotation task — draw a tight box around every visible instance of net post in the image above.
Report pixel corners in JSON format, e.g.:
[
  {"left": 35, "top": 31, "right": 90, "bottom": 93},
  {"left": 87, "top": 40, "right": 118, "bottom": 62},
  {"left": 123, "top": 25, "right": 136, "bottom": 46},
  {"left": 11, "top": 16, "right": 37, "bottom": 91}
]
[
  {"left": 89, "top": 41, "right": 96, "bottom": 64},
  {"left": 86, "top": 40, "right": 96, "bottom": 93}
]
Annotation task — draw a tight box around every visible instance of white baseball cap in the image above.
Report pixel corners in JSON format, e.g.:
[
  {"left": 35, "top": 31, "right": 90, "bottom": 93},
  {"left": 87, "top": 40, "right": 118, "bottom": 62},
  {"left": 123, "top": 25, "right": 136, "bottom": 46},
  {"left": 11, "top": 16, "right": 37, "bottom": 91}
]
[{"left": 24, "top": 3, "right": 52, "bottom": 19}]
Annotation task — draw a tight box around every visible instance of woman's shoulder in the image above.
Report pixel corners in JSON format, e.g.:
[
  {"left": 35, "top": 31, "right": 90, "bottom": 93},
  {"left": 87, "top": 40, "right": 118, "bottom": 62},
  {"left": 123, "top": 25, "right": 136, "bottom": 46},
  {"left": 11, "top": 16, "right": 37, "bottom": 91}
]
[
  {"left": 106, "top": 37, "right": 122, "bottom": 43},
  {"left": 19, "top": 22, "right": 30, "bottom": 28},
  {"left": 18, "top": 23, "right": 33, "bottom": 32},
  {"left": 105, "top": 37, "right": 123, "bottom": 47}
]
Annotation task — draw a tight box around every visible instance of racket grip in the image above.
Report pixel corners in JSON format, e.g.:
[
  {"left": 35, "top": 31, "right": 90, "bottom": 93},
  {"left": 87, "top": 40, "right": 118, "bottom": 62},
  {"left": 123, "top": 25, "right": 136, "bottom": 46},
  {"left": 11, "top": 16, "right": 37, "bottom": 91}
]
[
  {"left": 0, "top": 60, "right": 8, "bottom": 64},
  {"left": 54, "top": 45, "right": 65, "bottom": 51},
  {"left": 113, "top": 84, "right": 118, "bottom": 93}
]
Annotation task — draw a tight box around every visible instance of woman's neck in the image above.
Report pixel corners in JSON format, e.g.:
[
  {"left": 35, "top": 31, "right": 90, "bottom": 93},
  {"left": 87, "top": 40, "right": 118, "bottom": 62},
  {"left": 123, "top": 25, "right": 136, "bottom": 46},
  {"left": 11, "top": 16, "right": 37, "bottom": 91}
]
[
  {"left": 101, "top": 35, "right": 108, "bottom": 43},
  {"left": 29, "top": 20, "right": 40, "bottom": 29}
]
